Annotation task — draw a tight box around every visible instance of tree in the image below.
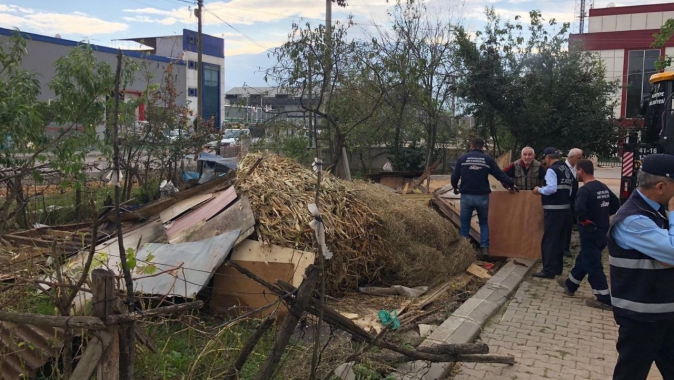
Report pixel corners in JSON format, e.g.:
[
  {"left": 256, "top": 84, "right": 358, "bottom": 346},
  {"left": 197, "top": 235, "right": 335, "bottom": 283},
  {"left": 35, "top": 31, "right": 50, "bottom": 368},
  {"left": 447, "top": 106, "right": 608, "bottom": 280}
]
[{"left": 454, "top": 9, "right": 620, "bottom": 156}]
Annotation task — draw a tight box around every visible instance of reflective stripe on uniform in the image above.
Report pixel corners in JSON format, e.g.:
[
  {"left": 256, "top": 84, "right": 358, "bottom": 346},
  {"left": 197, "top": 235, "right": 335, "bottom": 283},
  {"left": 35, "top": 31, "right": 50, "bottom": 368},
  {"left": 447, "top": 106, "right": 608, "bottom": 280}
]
[
  {"left": 568, "top": 273, "right": 581, "bottom": 285},
  {"left": 461, "top": 163, "right": 490, "bottom": 168},
  {"left": 593, "top": 289, "right": 610, "bottom": 296},
  {"left": 609, "top": 256, "right": 669, "bottom": 270},
  {"left": 543, "top": 204, "right": 570, "bottom": 210},
  {"left": 611, "top": 297, "right": 674, "bottom": 313},
  {"left": 557, "top": 185, "right": 572, "bottom": 190}
]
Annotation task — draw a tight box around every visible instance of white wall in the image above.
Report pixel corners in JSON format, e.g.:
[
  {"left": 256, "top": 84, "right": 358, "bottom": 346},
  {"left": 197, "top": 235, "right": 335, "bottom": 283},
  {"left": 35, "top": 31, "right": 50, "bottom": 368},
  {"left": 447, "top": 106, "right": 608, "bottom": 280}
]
[
  {"left": 591, "top": 49, "right": 624, "bottom": 118},
  {"left": 588, "top": 10, "right": 674, "bottom": 32},
  {"left": 156, "top": 36, "right": 184, "bottom": 59}
]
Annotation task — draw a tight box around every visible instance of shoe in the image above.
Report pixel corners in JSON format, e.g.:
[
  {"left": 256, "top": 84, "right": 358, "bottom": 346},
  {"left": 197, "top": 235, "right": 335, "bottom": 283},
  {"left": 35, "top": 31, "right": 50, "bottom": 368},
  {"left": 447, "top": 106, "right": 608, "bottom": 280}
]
[
  {"left": 480, "top": 247, "right": 490, "bottom": 257},
  {"left": 585, "top": 298, "right": 612, "bottom": 311},
  {"left": 556, "top": 277, "right": 575, "bottom": 296},
  {"left": 532, "top": 271, "right": 555, "bottom": 279},
  {"left": 563, "top": 250, "right": 572, "bottom": 257}
]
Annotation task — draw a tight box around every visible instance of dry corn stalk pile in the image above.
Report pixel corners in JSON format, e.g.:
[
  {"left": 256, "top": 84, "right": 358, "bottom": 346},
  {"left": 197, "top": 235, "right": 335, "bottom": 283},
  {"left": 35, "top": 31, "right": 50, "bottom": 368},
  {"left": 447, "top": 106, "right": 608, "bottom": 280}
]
[{"left": 236, "top": 154, "right": 475, "bottom": 295}]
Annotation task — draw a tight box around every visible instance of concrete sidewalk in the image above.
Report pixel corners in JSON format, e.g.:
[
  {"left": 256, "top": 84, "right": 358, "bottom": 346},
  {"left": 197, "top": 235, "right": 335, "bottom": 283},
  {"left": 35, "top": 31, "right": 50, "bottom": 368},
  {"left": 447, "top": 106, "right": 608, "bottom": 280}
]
[{"left": 451, "top": 260, "right": 662, "bottom": 380}]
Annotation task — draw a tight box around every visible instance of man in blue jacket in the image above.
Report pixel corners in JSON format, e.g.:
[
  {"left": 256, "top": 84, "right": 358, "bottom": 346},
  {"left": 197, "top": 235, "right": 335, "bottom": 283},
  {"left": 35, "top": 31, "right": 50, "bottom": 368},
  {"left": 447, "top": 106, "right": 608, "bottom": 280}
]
[{"left": 451, "top": 138, "right": 517, "bottom": 257}]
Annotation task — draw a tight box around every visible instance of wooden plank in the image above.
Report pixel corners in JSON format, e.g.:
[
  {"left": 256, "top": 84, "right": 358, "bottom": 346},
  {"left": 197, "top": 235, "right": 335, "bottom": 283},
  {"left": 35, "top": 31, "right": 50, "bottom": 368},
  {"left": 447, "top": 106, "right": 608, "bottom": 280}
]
[
  {"left": 432, "top": 196, "right": 480, "bottom": 242},
  {"left": 109, "top": 171, "right": 235, "bottom": 222},
  {"left": 466, "top": 263, "right": 492, "bottom": 279},
  {"left": 210, "top": 240, "right": 315, "bottom": 318},
  {"left": 487, "top": 191, "right": 543, "bottom": 259},
  {"left": 170, "top": 196, "right": 255, "bottom": 245},
  {"left": 165, "top": 187, "right": 237, "bottom": 242},
  {"left": 402, "top": 182, "right": 410, "bottom": 195},
  {"left": 409, "top": 160, "right": 441, "bottom": 192},
  {"left": 159, "top": 193, "right": 214, "bottom": 223}
]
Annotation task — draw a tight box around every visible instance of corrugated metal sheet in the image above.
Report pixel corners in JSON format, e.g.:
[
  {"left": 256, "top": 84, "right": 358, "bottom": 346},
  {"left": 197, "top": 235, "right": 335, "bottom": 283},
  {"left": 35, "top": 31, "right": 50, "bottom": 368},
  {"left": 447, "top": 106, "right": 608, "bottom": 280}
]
[
  {"left": 133, "top": 230, "right": 240, "bottom": 297},
  {"left": 0, "top": 322, "right": 62, "bottom": 380}
]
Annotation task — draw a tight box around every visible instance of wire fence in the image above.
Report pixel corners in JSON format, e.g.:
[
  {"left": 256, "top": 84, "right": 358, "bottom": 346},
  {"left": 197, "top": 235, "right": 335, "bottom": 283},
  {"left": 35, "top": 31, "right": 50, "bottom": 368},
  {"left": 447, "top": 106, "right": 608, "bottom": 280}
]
[{"left": 596, "top": 156, "right": 622, "bottom": 168}]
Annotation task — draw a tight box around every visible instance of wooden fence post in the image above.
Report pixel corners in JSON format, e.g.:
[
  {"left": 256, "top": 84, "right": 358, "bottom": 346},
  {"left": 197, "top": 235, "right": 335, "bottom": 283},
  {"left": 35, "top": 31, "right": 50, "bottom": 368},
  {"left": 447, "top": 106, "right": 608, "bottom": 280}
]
[{"left": 92, "top": 268, "right": 119, "bottom": 380}]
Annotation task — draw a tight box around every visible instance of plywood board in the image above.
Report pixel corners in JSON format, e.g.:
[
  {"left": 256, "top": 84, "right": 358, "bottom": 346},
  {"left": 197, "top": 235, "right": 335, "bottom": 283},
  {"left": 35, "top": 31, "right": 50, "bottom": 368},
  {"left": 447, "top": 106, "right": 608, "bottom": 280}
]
[
  {"left": 169, "top": 196, "right": 255, "bottom": 245},
  {"left": 210, "top": 240, "right": 316, "bottom": 317},
  {"left": 488, "top": 191, "right": 543, "bottom": 259},
  {"left": 381, "top": 176, "right": 404, "bottom": 190},
  {"left": 466, "top": 263, "right": 492, "bottom": 279},
  {"left": 159, "top": 193, "right": 213, "bottom": 223},
  {"left": 165, "top": 187, "right": 237, "bottom": 242}
]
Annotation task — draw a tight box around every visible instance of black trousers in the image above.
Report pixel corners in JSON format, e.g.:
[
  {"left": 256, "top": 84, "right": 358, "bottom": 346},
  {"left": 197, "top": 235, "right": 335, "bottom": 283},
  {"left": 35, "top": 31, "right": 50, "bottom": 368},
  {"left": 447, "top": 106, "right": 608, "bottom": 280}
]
[
  {"left": 564, "top": 206, "right": 575, "bottom": 253},
  {"left": 541, "top": 209, "right": 571, "bottom": 276},
  {"left": 565, "top": 228, "right": 610, "bottom": 304},
  {"left": 614, "top": 314, "right": 674, "bottom": 380}
]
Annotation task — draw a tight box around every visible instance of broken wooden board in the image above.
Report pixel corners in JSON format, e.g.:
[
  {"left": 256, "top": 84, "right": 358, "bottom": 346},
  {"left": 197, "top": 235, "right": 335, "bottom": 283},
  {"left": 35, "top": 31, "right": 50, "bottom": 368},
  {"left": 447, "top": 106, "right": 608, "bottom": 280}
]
[
  {"left": 210, "top": 240, "right": 316, "bottom": 318},
  {"left": 432, "top": 196, "right": 480, "bottom": 242},
  {"left": 165, "top": 187, "right": 237, "bottom": 243},
  {"left": 487, "top": 191, "right": 543, "bottom": 259},
  {"left": 168, "top": 196, "right": 255, "bottom": 245},
  {"left": 466, "top": 263, "right": 492, "bottom": 279},
  {"left": 159, "top": 193, "right": 213, "bottom": 223},
  {"left": 110, "top": 171, "right": 235, "bottom": 222},
  {"left": 417, "top": 274, "right": 472, "bottom": 309}
]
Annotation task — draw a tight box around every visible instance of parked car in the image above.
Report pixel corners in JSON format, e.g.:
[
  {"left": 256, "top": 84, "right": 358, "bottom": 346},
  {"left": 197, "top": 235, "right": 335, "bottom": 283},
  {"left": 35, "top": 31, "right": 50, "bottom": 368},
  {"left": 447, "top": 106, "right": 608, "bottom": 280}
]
[{"left": 206, "top": 128, "right": 253, "bottom": 148}]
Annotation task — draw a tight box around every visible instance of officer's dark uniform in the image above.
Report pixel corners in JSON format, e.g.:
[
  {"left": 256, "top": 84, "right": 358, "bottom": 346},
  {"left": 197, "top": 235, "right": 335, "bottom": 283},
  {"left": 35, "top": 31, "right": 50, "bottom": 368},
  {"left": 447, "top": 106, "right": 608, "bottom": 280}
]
[
  {"left": 563, "top": 162, "right": 579, "bottom": 256},
  {"left": 539, "top": 150, "right": 574, "bottom": 277},
  {"left": 608, "top": 154, "right": 674, "bottom": 380},
  {"left": 563, "top": 179, "right": 619, "bottom": 304}
]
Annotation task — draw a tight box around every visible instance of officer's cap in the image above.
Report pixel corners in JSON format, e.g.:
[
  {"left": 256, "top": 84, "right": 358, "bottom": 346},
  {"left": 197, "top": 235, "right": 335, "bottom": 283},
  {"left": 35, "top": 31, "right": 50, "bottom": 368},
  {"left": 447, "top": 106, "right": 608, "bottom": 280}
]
[
  {"left": 541, "top": 147, "right": 560, "bottom": 157},
  {"left": 641, "top": 154, "right": 674, "bottom": 178}
]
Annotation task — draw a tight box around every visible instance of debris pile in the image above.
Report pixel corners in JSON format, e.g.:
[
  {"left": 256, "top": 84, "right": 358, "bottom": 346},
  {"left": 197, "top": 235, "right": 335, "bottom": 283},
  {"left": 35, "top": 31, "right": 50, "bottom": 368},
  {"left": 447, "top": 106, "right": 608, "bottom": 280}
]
[{"left": 236, "top": 154, "right": 475, "bottom": 295}]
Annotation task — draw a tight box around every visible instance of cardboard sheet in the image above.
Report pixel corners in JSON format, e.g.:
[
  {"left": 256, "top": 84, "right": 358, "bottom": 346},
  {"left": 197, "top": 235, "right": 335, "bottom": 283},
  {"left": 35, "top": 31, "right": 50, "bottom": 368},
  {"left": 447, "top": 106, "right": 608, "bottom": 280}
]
[{"left": 488, "top": 191, "right": 543, "bottom": 258}]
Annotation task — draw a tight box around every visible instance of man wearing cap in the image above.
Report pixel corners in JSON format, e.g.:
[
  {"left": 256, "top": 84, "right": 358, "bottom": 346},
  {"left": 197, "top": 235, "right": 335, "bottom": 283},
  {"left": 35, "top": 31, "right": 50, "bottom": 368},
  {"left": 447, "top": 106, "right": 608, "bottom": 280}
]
[
  {"left": 608, "top": 154, "right": 674, "bottom": 380},
  {"left": 563, "top": 148, "right": 583, "bottom": 257},
  {"left": 503, "top": 146, "right": 546, "bottom": 191},
  {"left": 557, "top": 159, "right": 619, "bottom": 310},
  {"left": 451, "top": 138, "right": 518, "bottom": 257},
  {"left": 531, "top": 147, "right": 574, "bottom": 278}
]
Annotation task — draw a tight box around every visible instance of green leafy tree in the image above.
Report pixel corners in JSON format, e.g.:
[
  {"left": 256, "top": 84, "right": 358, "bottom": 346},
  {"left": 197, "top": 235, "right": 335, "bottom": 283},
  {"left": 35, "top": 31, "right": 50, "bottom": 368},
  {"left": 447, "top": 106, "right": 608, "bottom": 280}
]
[{"left": 454, "top": 9, "right": 620, "bottom": 156}]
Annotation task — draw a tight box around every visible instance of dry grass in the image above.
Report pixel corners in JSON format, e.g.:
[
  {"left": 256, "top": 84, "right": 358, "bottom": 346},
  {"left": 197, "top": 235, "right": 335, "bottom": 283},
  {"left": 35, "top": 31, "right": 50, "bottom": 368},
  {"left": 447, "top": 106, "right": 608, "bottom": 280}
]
[{"left": 236, "top": 153, "right": 475, "bottom": 295}]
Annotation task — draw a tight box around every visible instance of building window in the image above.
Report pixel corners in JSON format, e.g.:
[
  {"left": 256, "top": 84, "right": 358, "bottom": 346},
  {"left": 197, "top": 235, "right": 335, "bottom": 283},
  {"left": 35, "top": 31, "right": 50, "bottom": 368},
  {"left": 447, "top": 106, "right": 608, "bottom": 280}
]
[
  {"left": 626, "top": 49, "right": 660, "bottom": 118},
  {"left": 188, "top": 61, "right": 197, "bottom": 70},
  {"left": 188, "top": 87, "right": 197, "bottom": 97}
]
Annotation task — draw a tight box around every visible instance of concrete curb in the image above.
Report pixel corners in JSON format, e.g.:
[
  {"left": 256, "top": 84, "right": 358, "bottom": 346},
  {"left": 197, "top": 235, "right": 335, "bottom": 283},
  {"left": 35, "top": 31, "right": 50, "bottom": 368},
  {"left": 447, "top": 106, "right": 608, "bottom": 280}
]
[{"left": 394, "top": 257, "right": 538, "bottom": 380}]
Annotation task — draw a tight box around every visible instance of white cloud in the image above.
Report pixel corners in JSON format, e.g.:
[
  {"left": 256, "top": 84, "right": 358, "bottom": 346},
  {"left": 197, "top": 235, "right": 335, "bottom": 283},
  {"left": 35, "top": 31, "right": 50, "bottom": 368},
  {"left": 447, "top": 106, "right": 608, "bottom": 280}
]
[
  {"left": 0, "top": 4, "right": 127, "bottom": 35},
  {"left": 122, "top": 15, "right": 177, "bottom": 25}
]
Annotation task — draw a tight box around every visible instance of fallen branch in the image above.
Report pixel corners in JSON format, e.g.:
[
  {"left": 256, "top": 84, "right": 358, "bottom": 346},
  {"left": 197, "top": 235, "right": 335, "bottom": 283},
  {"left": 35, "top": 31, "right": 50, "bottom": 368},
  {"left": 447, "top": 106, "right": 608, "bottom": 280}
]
[
  {"left": 105, "top": 301, "right": 203, "bottom": 325},
  {"left": 0, "top": 310, "right": 105, "bottom": 330},
  {"left": 416, "top": 343, "right": 489, "bottom": 355},
  {"left": 225, "top": 310, "right": 277, "bottom": 380}
]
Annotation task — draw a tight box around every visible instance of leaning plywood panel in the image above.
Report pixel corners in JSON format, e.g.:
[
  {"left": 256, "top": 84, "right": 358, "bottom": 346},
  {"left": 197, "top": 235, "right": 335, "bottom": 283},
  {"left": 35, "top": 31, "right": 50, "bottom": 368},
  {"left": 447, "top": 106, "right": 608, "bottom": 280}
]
[
  {"left": 488, "top": 191, "right": 543, "bottom": 258},
  {"left": 211, "top": 239, "right": 316, "bottom": 317},
  {"left": 165, "top": 187, "right": 237, "bottom": 243}
]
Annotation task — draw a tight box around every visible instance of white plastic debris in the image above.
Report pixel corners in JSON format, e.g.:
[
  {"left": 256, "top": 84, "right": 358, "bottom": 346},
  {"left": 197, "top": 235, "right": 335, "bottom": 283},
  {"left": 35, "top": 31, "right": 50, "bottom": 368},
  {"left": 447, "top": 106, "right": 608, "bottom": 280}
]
[
  {"left": 383, "top": 161, "right": 393, "bottom": 172},
  {"left": 308, "top": 203, "right": 332, "bottom": 260},
  {"left": 159, "top": 180, "right": 179, "bottom": 198},
  {"left": 312, "top": 158, "right": 323, "bottom": 174}
]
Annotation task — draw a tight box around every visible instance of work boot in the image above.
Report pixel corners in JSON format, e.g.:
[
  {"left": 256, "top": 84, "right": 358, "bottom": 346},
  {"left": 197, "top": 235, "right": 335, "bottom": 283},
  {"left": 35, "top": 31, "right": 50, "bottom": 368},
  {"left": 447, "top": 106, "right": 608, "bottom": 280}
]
[
  {"left": 556, "top": 277, "right": 575, "bottom": 296},
  {"left": 532, "top": 271, "right": 555, "bottom": 279},
  {"left": 585, "top": 298, "right": 612, "bottom": 311},
  {"left": 480, "top": 247, "right": 490, "bottom": 257}
]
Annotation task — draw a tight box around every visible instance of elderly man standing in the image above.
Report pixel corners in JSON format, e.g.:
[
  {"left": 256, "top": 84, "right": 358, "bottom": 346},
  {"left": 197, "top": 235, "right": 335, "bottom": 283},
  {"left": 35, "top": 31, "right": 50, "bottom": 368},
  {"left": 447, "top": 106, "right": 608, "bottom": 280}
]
[
  {"left": 608, "top": 154, "right": 674, "bottom": 380},
  {"left": 532, "top": 148, "right": 574, "bottom": 278},
  {"left": 563, "top": 148, "right": 583, "bottom": 257},
  {"left": 503, "top": 146, "right": 546, "bottom": 191},
  {"left": 451, "top": 138, "right": 518, "bottom": 257}
]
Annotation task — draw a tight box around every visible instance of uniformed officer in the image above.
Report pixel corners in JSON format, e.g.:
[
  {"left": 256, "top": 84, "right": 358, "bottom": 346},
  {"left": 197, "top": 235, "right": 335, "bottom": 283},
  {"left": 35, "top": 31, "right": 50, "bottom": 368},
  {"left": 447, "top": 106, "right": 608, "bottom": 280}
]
[
  {"left": 563, "top": 148, "right": 583, "bottom": 257},
  {"left": 608, "top": 154, "right": 674, "bottom": 380},
  {"left": 532, "top": 147, "right": 573, "bottom": 278},
  {"left": 557, "top": 159, "right": 619, "bottom": 309},
  {"left": 451, "top": 138, "right": 517, "bottom": 257}
]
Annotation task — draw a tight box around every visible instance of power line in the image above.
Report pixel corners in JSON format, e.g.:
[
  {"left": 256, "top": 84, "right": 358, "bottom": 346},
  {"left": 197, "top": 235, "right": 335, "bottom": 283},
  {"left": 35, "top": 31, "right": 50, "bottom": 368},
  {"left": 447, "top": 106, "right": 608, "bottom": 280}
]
[{"left": 203, "top": 6, "right": 275, "bottom": 53}]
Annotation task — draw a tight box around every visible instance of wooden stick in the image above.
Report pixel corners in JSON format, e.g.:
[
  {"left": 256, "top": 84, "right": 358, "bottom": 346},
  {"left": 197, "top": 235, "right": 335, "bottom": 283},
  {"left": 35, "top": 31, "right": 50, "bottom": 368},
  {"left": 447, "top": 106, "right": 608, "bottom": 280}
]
[
  {"left": 253, "top": 265, "right": 319, "bottom": 380},
  {"left": 0, "top": 310, "right": 105, "bottom": 330},
  {"left": 105, "top": 301, "right": 203, "bottom": 324},
  {"left": 70, "top": 331, "right": 112, "bottom": 380},
  {"left": 225, "top": 311, "right": 277, "bottom": 380},
  {"left": 416, "top": 343, "right": 489, "bottom": 355}
]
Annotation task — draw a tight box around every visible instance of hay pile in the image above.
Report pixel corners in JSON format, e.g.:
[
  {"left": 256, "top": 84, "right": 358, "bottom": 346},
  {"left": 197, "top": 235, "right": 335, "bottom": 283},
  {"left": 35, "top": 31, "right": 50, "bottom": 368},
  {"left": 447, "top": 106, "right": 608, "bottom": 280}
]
[{"left": 236, "top": 154, "right": 475, "bottom": 295}]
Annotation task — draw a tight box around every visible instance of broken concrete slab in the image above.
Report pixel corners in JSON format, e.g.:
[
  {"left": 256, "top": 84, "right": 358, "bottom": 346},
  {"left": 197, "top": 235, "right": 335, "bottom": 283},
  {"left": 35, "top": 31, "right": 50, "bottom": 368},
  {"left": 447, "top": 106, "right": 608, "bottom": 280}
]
[{"left": 418, "top": 324, "right": 437, "bottom": 338}]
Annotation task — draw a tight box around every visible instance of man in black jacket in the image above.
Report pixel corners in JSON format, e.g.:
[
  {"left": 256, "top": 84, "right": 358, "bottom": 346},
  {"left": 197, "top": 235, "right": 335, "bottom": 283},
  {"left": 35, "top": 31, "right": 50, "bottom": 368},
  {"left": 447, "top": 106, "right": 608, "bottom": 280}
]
[
  {"left": 451, "top": 138, "right": 517, "bottom": 257},
  {"left": 557, "top": 159, "right": 619, "bottom": 309}
]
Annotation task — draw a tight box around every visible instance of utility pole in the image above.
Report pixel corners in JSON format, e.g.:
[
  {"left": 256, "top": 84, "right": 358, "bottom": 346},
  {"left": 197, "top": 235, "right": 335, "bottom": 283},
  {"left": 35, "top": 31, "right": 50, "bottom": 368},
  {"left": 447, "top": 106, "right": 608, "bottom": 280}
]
[{"left": 196, "top": 0, "right": 204, "bottom": 130}]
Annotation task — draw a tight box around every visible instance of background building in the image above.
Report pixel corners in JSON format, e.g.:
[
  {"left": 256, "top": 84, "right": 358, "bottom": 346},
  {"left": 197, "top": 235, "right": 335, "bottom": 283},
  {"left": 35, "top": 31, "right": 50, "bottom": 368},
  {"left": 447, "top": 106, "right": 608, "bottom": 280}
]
[
  {"left": 225, "top": 86, "right": 319, "bottom": 127},
  {"left": 570, "top": 3, "right": 674, "bottom": 119},
  {"left": 0, "top": 27, "right": 224, "bottom": 135}
]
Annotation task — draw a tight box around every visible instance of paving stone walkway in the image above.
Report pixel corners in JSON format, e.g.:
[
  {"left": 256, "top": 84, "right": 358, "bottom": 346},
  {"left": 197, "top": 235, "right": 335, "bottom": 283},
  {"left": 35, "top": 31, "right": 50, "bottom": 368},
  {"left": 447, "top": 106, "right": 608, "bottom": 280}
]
[{"left": 451, "top": 261, "right": 662, "bottom": 380}]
